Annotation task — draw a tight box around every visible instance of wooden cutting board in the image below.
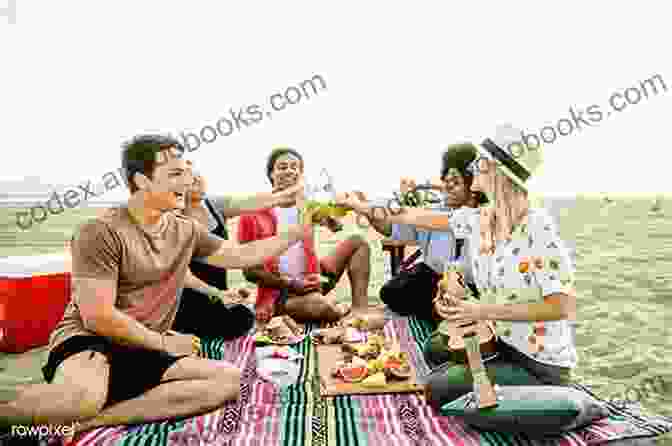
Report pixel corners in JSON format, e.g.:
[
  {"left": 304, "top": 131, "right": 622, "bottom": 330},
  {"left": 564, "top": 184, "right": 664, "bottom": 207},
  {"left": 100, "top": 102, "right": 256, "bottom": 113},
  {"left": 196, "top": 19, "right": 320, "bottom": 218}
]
[{"left": 316, "top": 343, "right": 425, "bottom": 397}]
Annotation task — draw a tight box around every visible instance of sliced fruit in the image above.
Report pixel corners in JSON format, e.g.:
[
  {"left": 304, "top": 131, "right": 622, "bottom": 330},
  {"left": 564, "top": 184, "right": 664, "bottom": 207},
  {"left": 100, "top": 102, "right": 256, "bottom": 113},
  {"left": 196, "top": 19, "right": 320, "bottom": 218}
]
[
  {"left": 339, "top": 366, "right": 368, "bottom": 383},
  {"left": 351, "top": 356, "right": 368, "bottom": 368},
  {"left": 367, "top": 358, "right": 385, "bottom": 374},
  {"left": 346, "top": 316, "right": 368, "bottom": 331},
  {"left": 384, "top": 358, "right": 403, "bottom": 370},
  {"left": 255, "top": 334, "right": 272, "bottom": 345},
  {"left": 368, "top": 334, "right": 385, "bottom": 347},
  {"left": 385, "top": 363, "right": 411, "bottom": 380},
  {"left": 361, "top": 372, "right": 387, "bottom": 387},
  {"left": 353, "top": 343, "right": 370, "bottom": 356}
]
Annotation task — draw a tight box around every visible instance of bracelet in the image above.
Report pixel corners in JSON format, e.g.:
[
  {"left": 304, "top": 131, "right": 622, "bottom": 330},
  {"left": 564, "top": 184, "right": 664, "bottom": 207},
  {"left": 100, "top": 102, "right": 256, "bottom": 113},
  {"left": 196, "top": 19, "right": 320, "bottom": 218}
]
[{"left": 189, "top": 193, "right": 205, "bottom": 205}]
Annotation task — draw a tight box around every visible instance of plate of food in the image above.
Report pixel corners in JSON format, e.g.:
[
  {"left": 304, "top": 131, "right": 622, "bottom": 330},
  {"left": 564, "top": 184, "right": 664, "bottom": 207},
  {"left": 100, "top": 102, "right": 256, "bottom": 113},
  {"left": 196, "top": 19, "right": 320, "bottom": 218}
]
[
  {"left": 312, "top": 326, "right": 368, "bottom": 345},
  {"left": 319, "top": 334, "right": 416, "bottom": 395},
  {"left": 256, "top": 316, "right": 307, "bottom": 346}
]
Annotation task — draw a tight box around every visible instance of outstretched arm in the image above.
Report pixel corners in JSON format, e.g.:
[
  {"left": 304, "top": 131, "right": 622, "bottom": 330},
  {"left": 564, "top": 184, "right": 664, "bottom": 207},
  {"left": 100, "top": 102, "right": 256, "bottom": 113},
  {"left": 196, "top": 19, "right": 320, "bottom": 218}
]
[
  {"left": 187, "top": 181, "right": 304, "bottom": 222},
  {"left": 205, "top": 224, "right": 307, "bottom": 269},
  {"left": 184, "top": 268, "right": 222, "bottom": 296},
  {"left": 346, "top": 196, "right": 452, "bottom": 232}
]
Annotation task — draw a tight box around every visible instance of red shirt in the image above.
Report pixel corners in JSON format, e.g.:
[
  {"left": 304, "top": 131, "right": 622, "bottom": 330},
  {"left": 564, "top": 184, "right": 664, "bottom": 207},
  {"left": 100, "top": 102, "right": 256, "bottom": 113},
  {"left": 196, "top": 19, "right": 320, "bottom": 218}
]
[{"left": 237, "top": 208, "right": 319, "bottom": 320}]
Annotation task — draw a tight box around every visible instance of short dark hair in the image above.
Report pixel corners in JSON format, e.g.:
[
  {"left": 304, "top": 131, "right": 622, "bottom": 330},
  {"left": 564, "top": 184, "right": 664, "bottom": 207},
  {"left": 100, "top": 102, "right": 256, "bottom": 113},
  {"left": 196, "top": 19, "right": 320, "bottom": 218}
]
[
  {"left": 121, "top": 134, "right": 185, "bottom": 193},
  {"left": 266, "top": 147, "right": 303, "bottom": 184},
  {"left": 440, "top": 142, "right": 489, "bottom": 205}
]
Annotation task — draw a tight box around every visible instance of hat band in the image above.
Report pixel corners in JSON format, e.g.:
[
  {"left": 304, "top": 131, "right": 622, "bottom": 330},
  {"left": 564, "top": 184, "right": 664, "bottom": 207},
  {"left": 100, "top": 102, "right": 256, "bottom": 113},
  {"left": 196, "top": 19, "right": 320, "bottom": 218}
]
[{"left": 481, "top": 138, "right": 530, "bottom": 183}]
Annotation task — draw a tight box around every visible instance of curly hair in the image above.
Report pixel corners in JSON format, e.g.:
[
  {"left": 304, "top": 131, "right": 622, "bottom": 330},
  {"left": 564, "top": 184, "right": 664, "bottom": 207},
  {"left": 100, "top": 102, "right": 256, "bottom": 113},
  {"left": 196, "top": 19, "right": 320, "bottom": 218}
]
[{"left": 440, "top": 143, "right": 489, "bottom": 205}]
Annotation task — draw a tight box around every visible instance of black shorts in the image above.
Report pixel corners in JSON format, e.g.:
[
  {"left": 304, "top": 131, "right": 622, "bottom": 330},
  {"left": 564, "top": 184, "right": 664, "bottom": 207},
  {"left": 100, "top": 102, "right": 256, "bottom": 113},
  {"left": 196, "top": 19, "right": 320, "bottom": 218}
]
[
  {"left": 173, "top": 289, "right": 255, "bottom": 340},
  {"left": 42, "top": 336, "right": 187, "bottom": 407},
  {"left": 276, "top": 270, "right": 339, "bottom": 306}
]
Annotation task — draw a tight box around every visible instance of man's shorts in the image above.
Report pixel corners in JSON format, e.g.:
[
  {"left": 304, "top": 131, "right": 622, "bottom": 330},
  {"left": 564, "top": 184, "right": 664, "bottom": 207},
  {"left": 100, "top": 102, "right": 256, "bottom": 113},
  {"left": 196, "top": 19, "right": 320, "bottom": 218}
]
[
  {"left": 277, "top": 266, "right": 339, "bottom": 307},
  {"left": 42, "top": 336, "right": 187, "bottom": 407}
]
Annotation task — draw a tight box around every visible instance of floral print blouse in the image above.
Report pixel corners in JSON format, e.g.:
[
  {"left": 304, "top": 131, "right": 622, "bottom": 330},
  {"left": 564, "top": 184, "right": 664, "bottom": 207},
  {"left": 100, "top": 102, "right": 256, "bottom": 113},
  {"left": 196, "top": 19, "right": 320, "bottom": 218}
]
[{"left": 447, "top": 207, "right": 578, "bottom": 369}]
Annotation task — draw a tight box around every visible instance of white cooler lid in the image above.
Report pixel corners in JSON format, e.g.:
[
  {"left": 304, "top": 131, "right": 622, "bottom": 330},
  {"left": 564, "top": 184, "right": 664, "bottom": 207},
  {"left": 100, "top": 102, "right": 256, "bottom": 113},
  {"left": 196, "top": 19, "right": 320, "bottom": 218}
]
[{"left": 0, "top": 253, "right": 72, "bottom": 278}]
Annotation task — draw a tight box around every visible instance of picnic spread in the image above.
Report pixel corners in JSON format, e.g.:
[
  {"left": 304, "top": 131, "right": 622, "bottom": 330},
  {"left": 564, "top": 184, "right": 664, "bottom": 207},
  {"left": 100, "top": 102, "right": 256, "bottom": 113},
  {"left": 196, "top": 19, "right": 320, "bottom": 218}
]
[{"left": 55, "top": 314, "right": 672, "bottom": 446}]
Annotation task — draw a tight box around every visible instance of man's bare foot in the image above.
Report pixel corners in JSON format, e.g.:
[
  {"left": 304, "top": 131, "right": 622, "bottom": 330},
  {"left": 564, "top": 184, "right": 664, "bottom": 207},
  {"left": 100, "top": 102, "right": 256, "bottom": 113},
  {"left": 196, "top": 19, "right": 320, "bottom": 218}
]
[
  {"left": 281, "top": 315, "right": 304, "bottom": 336},
  {"left": 334, "top": 303, "right": 351, "bottom": 319},
  {"left": 341, "top": 306, "right": 386, "bottom": 330}
]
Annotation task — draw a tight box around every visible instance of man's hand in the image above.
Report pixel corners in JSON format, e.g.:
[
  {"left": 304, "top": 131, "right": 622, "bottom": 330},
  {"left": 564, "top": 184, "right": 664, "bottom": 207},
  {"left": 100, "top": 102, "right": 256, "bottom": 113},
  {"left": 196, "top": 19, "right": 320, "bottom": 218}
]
[
  {"left": 187, "top": 163, "right": 207, "bottom": 204},
  {"left": 210, "top": 289, "right": 248, "bottom": 305},
  {"left": 284, "top": 274, "right": 319, "bottom": 295},
  {"left": 400, "top": 177, "right": 418, "bottom": 194},
  {"left": 298, "top": 273, "right": 322, "bottom": 294},
  {"left": 163, "top": 330, "right": 201, "bottom": 356},
  {"left": 276, "top": 178, "right": 305, "bottom": 207},
  {"left": 335, "top": 191, "right": 367, "bottom": 214}
]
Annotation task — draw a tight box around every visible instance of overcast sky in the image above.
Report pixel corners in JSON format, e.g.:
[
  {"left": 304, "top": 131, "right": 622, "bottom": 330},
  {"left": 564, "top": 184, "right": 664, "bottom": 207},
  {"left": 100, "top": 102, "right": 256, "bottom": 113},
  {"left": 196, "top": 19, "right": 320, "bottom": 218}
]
[{"left": 1, "top": 1, "right": 670, "bottom": 201}]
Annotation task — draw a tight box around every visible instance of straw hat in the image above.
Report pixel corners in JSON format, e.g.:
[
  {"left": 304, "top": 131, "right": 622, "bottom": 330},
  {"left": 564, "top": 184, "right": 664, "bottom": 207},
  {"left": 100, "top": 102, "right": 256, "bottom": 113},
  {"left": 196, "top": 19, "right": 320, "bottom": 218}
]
[{"left": 475, "top": 123, "right": 544, "bottom": 192}]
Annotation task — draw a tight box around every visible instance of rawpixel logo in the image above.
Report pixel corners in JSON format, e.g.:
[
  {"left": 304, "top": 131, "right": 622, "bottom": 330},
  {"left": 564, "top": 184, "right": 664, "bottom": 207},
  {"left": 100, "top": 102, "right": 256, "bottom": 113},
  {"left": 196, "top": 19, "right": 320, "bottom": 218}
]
[{"left": 1, "top": 0, "right": 16, "bottom": 24}]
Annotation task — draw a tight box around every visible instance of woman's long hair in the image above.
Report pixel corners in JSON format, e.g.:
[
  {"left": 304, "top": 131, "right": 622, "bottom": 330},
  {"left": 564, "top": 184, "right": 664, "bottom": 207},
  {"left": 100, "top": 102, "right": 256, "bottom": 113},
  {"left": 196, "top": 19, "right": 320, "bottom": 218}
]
[{"left": 479, "top": 161, "right": 530, "bottom": 255}]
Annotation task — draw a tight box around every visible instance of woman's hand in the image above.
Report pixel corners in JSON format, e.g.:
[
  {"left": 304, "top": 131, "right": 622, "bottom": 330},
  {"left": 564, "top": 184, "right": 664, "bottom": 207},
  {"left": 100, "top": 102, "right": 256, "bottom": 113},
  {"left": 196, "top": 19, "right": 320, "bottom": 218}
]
[{"left": 435, "top": 297, "right": 486, "bottom": 323}]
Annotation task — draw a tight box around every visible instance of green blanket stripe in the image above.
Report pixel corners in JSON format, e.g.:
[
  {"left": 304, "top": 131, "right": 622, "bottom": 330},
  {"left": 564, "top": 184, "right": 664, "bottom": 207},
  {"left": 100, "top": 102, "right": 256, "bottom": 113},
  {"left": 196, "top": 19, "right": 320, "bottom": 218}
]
[
  {"left": 480, "top": 430, "right": 518, "bottom": 446},
  {"left": 282, "top": 335, "right": 312, "bottom": 446},
  {"left": 279, "top": 323, "right": 328, "bottom": 446},
  {"left": 333, "top": 396, "right": 363, "bottom": 446},
  {"left": 406, "top": 316, "right": 434, "bottom": 347}
]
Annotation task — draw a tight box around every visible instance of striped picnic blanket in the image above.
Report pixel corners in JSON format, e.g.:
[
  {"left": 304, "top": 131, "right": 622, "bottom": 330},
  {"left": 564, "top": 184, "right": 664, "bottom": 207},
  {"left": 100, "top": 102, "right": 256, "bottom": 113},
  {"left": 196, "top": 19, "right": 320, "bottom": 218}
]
[{"left": 63, "top": 317, "right": 672, "bottom": 446}]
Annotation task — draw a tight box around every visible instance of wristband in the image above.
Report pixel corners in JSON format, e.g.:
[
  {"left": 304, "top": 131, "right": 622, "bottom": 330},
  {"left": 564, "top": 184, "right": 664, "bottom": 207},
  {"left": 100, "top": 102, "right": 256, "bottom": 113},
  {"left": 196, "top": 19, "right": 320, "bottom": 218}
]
[{"left": 189, "top": 192, "right": 205, "bottom": 205}]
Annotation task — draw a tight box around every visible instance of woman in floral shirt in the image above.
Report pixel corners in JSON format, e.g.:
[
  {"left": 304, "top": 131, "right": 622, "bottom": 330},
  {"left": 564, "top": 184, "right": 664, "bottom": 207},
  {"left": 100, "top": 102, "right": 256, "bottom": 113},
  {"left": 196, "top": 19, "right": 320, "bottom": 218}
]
[{"left": 338, "top": 124, "right": 577, "bottom": 407}]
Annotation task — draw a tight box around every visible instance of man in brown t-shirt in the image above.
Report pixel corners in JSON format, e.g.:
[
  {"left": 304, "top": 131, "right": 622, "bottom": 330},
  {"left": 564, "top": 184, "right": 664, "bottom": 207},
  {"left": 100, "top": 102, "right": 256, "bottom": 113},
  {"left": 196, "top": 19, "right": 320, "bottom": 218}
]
[{"left": 0, "top": 134, "right": 311, "bottom": 434}]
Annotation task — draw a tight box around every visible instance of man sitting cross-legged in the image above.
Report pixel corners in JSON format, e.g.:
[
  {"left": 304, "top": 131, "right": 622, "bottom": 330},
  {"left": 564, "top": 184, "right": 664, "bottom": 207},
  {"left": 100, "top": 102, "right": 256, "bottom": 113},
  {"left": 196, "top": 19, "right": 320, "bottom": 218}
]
[
  {"left": 237, "top": 147, "right": 372, "bottom": 325},
  {"left": 0, "top": 135, "right": 312, "bottom": 434}
]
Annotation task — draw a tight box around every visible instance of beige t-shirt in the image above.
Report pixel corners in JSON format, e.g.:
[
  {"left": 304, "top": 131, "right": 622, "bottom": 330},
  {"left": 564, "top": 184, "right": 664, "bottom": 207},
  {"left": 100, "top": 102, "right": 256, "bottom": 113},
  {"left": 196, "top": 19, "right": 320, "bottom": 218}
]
[{"left": 48, "top": 207, "right": 223, "bottom": 351}]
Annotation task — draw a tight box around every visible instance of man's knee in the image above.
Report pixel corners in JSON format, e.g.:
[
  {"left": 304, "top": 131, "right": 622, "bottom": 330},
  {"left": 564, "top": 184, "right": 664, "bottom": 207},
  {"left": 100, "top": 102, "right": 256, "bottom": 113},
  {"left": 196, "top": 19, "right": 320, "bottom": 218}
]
[
  {"left": 53, "top": 351, "right": 109, "bottom": 418},
  {"left": 73, "top": 384, "right": 107, "bottom": 418},
  {"left": 347, "top": 234, "right": 369, "bottom": 251},
  {"left": 211, "top": 366, "right": 241, "bottom": 404}
]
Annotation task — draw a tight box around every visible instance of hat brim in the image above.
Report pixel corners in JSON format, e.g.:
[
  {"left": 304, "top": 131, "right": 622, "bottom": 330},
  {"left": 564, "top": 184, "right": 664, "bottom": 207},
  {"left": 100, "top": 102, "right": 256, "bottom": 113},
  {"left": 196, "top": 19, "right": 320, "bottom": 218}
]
[{"left": 475, "top": 143, "right": 529, "bottom": 192}]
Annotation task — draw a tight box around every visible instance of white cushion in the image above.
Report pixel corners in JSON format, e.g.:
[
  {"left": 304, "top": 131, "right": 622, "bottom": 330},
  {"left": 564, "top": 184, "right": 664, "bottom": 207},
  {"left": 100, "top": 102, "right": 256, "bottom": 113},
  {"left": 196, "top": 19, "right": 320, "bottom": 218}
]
[{"left": 0, "top": 253, "right": 71, "bottom": 278}]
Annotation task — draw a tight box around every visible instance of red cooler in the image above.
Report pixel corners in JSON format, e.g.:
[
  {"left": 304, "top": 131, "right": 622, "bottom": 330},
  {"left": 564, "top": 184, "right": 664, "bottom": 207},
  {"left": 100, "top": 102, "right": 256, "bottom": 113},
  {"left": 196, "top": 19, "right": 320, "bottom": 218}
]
[{"left": 0, "top": 253, "right": 72, "bottom": 353}]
